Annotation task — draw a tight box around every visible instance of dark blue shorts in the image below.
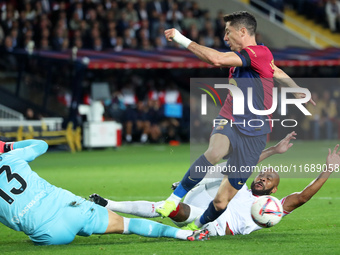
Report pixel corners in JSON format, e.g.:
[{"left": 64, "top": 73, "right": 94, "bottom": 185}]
[{"left": 211, "top": 117, "right": 267, "bottom": 190}]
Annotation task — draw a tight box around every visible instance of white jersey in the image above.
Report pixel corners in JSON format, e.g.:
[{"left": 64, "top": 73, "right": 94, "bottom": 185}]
[{"left": 183, "top": 180, "right": 291, "bottom": 236}]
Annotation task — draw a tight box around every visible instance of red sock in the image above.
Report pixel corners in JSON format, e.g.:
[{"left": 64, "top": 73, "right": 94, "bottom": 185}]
[{"left": 169, "top": 205, "right": 180, "bottom": 218}]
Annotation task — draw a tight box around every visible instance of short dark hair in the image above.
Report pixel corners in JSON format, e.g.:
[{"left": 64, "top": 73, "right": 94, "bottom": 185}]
[{"left": 223, "top": 11, "right": 257, "bottom": 36}]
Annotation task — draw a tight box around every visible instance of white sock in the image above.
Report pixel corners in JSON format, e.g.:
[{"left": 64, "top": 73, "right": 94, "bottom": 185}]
[
  {"left": 166, "top": 193, "right": 181, "bottom": 206},
  {"left": 194, "top": 217, "right": 203, "bottom": 228},
  {"left": 175, "top": 229, "right": 194, "bottom": 240},
  {"left": 123, "top": 217, "right": 131, "bottom": 234},
  {"left": 106, "top": 200, "right": 162, "bottom": 218},
  {"left": 185, "top": 205, "right": 203, "bottom": 224}
]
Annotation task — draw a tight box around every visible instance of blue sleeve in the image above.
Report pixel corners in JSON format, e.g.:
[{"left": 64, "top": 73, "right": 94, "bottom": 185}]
[
  {"left": 235, "top": 50, "right": 251, "bottom": 67},
  {"left": 8, "top": 140, "right": 48, "bottom": 162}
]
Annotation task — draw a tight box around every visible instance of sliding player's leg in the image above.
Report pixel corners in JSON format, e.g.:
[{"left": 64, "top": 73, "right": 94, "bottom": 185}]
[
  {"left": 89, "top": 193, "right": 204, "bottom": 226},
  {"left": 89, "top": 192, "right": 204, "bottom": 228},
  {"left": 89, "top": 193, "right": 163, "bottom": 218},
  {"left": 90, "top": 185, "right": 220, "bottom": 236}
]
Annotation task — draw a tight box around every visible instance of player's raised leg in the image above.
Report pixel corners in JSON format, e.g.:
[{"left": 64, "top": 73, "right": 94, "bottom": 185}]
[{"left": 156, "top": 133, "right": 231, "bottom": 217}]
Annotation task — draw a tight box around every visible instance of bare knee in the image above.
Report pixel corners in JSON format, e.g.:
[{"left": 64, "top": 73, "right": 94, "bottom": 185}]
[
  {"left": 212, "top": 176, "right": 238, "bottom": 211},
  {"left": 105, "top": 210, "right": 124, "bottom": 234}
]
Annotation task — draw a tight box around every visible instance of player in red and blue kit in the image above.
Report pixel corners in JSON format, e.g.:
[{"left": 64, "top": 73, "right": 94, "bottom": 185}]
[
  {"left": 213, "top": 43, "right": 274, "bottom": 189},
  {"left": 220, "top": 43, "right": 275, "bottom": 136},
  {"left": 156, "top": 11, "right": 314, "bottom": 230}
]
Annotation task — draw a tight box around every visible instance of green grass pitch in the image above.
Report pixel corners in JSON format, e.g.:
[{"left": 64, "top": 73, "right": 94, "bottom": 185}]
[{"left": 1, "top": 141, "right": 339, "bottom": 255}]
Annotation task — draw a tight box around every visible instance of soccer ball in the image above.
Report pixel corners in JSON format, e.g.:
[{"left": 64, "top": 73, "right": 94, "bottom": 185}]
[{"left": 251, "top": 195, "right": 283, "bottom": 228}]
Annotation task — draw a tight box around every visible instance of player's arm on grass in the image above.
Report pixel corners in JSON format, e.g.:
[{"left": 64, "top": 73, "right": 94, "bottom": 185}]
[
  {"left": 258, "top": 131, "right": 297, "bottom": 163},
  {"left": 273, "top": 65, "right": 316, "bottom": 106},
  {"left": 0, "top": 139, "right": 48, "bottom": 162},
  {"left": 282, "top": 144, "right": 340, "bottom": 213},
  {"left": 164, "top": 28, "right": 243, "bottom": 67}
]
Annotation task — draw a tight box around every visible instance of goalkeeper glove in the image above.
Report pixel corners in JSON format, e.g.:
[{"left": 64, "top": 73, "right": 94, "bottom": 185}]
[{"left": 0, "top": 141, "right": 14, "bottom": 153}]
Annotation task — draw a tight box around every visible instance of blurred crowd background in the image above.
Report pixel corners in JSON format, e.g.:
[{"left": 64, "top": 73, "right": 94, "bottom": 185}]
[
  {"left": 0, "top": 0, "right": 229, "bottom": 52},
  {"left": 252, "top": 0, "right": 340, "bottom": 33},
  {"left": 1, "top": 0, "right": 340, "bottom": 52}
]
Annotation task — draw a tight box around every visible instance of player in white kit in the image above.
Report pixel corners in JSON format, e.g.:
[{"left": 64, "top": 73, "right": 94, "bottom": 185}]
[{"left": 90, "top": 135, "right": 340, "bottom": 236}]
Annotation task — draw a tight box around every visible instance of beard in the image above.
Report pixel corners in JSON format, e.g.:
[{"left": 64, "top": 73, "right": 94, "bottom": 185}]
[{"left": 250, "top": 181, "right": 274, "bottom": 196}]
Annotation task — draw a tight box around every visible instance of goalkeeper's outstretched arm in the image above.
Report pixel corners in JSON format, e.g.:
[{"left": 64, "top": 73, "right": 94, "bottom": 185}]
[{"left": 0, "top": 139, "right": 48, "bottom": 162}]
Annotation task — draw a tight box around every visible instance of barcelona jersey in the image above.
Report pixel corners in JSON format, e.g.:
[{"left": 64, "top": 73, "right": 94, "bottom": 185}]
[{"left": 219, "top": 45, "right": 275, "bottom": 136}]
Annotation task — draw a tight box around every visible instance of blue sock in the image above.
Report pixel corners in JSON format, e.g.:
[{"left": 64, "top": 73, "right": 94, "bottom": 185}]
[
  {"left": 200, "top": 201, "right": 226, "bottom": 225},
  {"left": 173, "top": 154, "right": 213, "bottom": 198},
  {"left": 127, "top": 218, "right": 179, "bottom": 238}
]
